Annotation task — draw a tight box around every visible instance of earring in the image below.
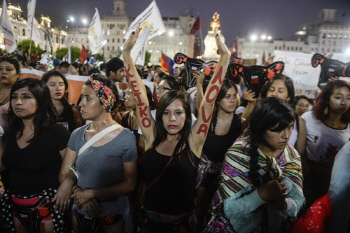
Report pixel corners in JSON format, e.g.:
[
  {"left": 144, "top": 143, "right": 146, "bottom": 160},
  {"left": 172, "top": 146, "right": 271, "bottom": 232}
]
[{"left": 324, "top": 106, "right": 329, "bottom": 115}]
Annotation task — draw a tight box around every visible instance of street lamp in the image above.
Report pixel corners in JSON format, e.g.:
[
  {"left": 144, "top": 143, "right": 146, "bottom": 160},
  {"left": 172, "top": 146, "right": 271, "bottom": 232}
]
[
  {"left": 261, "top": 35, "right": 266, "bottom": 40},
  {"left": 250, "top": 34, "right": 257, "bottom": 42},
  {"left": 168, "top": 30, "right": 174, "bottom": 37},
  {"left": 70, "top": 16, "right": 75, "bottom": 22},
  {"left": 267, "top": 36, "right": 272, "bottom": 40},
  {"left": 82, "top": 18, "right": 88, "bottom": 25}
]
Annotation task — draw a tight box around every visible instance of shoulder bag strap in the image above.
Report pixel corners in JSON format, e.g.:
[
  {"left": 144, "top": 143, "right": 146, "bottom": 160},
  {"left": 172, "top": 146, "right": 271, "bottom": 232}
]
[{"left": 78, "top": 124, "right": 123, "bottom": 156}]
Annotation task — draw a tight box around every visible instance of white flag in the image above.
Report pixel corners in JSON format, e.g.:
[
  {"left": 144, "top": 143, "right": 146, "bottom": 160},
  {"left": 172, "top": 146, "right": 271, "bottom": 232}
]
[
  {"left": 0, "top": 0, "right": 16, "bottom": 53},
  {"left": 88, "top": 8, "right": 104, "bottom": 55},
  {"left": 30, "top": 18, "right": 41, "bottom": 42},
  {"left": 124, "top": 0, "right": 165, "bottom": 41},
  {"left": 130, "top": 25, "right": 152, "bottom": 66},
  {"left": 27, "top": 0, "right": 38, "bottom": 39},
  {"left": 68, "top": 46, "right": 71, "bottom": 63}
]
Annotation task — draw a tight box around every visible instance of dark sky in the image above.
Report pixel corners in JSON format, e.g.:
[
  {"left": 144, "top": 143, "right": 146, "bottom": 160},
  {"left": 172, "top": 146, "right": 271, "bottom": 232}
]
[{"left": 11, "top": 0, "right": 350, "bottom": 46}]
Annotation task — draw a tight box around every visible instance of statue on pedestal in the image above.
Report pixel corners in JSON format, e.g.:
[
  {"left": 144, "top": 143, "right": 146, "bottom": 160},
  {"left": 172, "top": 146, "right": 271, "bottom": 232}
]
[{"left": 203, "top": 12, "right": 225, "bottom": 61}]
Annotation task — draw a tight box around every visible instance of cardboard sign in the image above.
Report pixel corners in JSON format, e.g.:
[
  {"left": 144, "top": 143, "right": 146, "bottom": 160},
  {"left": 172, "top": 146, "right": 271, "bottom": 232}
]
[{"left": 274, "top": 51, "right": 321, "bottom": 99}]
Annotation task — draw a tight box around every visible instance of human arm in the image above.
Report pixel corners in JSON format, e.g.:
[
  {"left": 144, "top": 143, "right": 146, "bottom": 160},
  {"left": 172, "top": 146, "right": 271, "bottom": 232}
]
[
  {"left": 272, "top": 177, "right": 305, "bottom": 217},
  {"left": 72, "top": 161, "right": 137, "bottom": 206},
  {"left": 223, "top": 185, "right": 266, "bottom": 233},
  {"left": 294, "top": 116, "right": 306, "bottom": 158},
  {"left": 241, "top": 89, "right": 258, "bottom": 120},
  {"left": 194, "top": 71, "right": 205, "bottom": 111},
  {"left": 53, "top": 148, "right": 78, "bottom": 213},
  {"left": 122, "top": 25, "right": 155, "bottom": 149},
  {"left": 190, "top": 28, "right": 231, "bottom": 157}
]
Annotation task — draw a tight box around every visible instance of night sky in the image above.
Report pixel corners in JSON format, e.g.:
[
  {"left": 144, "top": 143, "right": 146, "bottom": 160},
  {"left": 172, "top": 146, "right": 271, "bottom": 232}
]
[{"left": 10, "top": 0, "right": 350, "bottom": 46}]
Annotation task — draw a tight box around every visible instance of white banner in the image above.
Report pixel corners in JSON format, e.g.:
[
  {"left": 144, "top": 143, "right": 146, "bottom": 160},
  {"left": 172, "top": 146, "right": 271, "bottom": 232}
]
[
  {"left": 88, "top": 8, "right": 104, "bottom": 54},
  {"left": 129, "top": 25, "right": 152, "bottom": 66},
  {"left": 274, "top": 50, "right": 321, "bottom": 99},
  {"left": 124, "top": 0, "right": 165, "bottom": 41},
  {"left": 0, "top": 0, "right": 16, "bottom": 53}
]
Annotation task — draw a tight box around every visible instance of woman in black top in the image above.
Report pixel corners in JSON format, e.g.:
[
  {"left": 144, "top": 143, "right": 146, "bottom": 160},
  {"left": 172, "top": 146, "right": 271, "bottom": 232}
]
[
  {"left": 122, "top": 26, "right": 231, "bottom": 233},
  {"left": 0, "top": 78, "right": 70, "bottom": 233},
  {"left": 195, "top": 77, "right": 242, "bottom": 231},
  {"left": 42, "top": 70, "right": 84, "bottom": 132}
]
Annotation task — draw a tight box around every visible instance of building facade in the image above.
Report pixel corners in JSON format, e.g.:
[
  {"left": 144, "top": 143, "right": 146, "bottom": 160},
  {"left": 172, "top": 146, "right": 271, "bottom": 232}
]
[
  {"left": 237, "top": 9, "right": 350, "bottom": 65},
  {"left": 66, "top": 0, "right": 195, "bottom": 64},
  {"left": 0, "top": 4, "right": 67, "bottom": 54}
]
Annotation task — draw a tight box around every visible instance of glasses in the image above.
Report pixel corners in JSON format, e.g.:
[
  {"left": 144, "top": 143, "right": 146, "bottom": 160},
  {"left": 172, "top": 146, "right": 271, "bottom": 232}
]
[{"left": 156, "top": 86, "right": 171, "bottom": 93}]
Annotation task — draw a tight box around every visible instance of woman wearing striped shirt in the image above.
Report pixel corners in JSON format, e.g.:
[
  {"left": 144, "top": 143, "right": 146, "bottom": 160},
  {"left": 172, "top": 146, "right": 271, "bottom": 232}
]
[{"left": 206, "top": 97, "right": 305, "bottom": 233}]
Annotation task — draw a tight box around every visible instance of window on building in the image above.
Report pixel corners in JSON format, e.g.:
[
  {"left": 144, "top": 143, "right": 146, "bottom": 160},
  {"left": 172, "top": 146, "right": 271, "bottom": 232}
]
[
  {"left": 123, "top": 39, "right": 125, "bottom": 43},
  {"left": 322, "top": 33, "right": 326, "bottom": 39},
  {"left": 339, "top": 34, "right": 342, "bottom": 39},
  {"left": 327, "top": 34, "right": 331, "bottom": 39},
  {"left": 345, "top": 35, "right": 349, "bottom": 39},
  {"left": 107, "top": 39, "right": 109, "bottom": 42},
  {"left": 275, "top": 46, "right": 277, "bottom": 50},
  {"left": 322, "top": 48, "right": 324, "bottom": 52},
  {"left": 295, "top": 47, "right": 298, "bottom": 51},
  {"left": 322, "top": 40, "right": 325, "bottom": 45},
  {"left": 333, "top": 34, "right": 337, "bottom": 39},
  {"left": 118, "top": 38, "right": 120, "bottom": 43},
  {"left": 300, "top": 47, "right": 302, "bottom": 51},
  {"left": 291, "top": 46, "right": 294, "bottom": 50},
  {"left": 334, "top": 41, "right": 336, "bottom": 45},
  {"left": 107, "top": 46, "right": 109, "bottom": 50},
  {"left": 112, "top": 46, "right": 114, "bottom": 51},
  {"left": 107, "top": 31, "right": 110, "bottom": 35},
  {"left": 279, "top": 46, "right": 282, "bottom": 50},
  {"left": 23, "top": 29, "right": 25, "bottom": 36},
  {"left": 327, "top": 48, "right": 330, "bottom": 52},
  {"left": 332, "top": 48, "right": 335, "bottom": 52},
  {"left": 287, "top": 46, "right": 289, "bottom": 50},
  {"left": 112, "top": 38, "right": 114, "bottom": 43}
]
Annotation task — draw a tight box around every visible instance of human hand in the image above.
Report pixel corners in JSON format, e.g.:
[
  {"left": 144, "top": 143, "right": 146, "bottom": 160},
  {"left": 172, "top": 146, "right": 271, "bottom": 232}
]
[
  {"left": 193, "top": 71, "right": 205, "bottom": 85},
  {"left": 257, "top": 176, "right": 287, "bottom": 202},
  {"left": 271, "top": 197, "right": 287, "bottom": 211},
  {"left": 80, "top": 198, "right": 101, "bottom": 217},
  {"left": 329, "top": 76, "right": 339, "bottom": 82},
  {"left": 243, "top": 89, "right": 256, "bottom": 102},
  {"left": 215, "top": 27, "right": 230, "bottom": 57},
  {"left": 71, "top": 189, "right": 93, "bottom": 207},
  {"left": 53, "top": 180, "right": 74, "bottom": 213},
  {"left": 123, "top": 24, "right": 141, "bottom": 53}
]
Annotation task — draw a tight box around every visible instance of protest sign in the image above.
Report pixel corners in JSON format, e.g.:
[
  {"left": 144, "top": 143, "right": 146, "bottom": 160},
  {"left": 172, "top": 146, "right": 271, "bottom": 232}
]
[{"left": 274, "top": 51, "right": 321, "bottom": 99}]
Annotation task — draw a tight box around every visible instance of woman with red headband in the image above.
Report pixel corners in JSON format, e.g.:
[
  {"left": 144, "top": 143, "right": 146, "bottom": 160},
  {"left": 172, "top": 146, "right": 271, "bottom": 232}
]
[{"left": 54, "top": 74, "right": 137, "bottom": 233}]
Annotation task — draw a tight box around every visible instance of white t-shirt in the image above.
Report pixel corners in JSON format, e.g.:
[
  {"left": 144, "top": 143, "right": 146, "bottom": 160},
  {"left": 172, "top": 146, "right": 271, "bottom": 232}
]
[{"left": 302, "top": 111, "right": 350, "bottom": 162}]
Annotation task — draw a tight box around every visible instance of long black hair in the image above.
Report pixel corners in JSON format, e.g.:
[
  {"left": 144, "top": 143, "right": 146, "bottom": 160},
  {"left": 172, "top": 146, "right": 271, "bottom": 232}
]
[
  {"left": 246, "top": 97, "right": 294, "bottom": 186},
  {"left": 210, "top": 78, "right": 237, "bottom": 135},
  {"left": 6, "top": 78, "right": 58, "bottom": 142},
  {"left": 153, "top": 90, "right": 194, "bottom": 163}
]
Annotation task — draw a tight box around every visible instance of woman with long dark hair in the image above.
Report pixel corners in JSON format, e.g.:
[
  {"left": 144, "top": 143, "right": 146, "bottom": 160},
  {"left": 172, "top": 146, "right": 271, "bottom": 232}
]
[
  {"left": 195, "top": 77, "right": 242, "bottom": 231},
  {"left": 302, "top": 80, "right": 350, "bottom": 205},
  {"left": 122, "top": 26, "right": 230, "bottom": 233},
  {"left": 0, "top": 78, "right": 71, "bottom": 233},
  {"left": 42, "top": 70, "right": 83, "bottom": 132},
  {"left": 207, "top": 97, "right": 304, "bottom": 233},
  {"left": 55, "top": 74, "right": 137, "bottom": 233}
]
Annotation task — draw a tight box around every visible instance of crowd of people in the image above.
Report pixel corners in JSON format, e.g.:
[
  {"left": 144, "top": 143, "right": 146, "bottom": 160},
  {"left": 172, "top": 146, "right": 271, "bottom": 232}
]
[{"left": 0, "top": 26, "right": 349, "bottom": 233}]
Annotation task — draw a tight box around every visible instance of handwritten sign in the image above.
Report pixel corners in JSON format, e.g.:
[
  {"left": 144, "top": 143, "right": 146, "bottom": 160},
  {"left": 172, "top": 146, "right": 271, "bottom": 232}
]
[{"left": 274, "top": 51, "right": 321, "bottom": 99}]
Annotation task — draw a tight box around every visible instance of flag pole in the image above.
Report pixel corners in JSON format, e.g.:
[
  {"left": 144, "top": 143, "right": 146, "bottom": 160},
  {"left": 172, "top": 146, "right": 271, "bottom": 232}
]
[
  {"left": 28, "top": 15, "right": 34, "bottom": 60},
  {"left": 198, "top": 12, "right": 204, "bottom": 56},
  {"left": 165, "top": 30, "right": 176, "bottom": 54}
]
